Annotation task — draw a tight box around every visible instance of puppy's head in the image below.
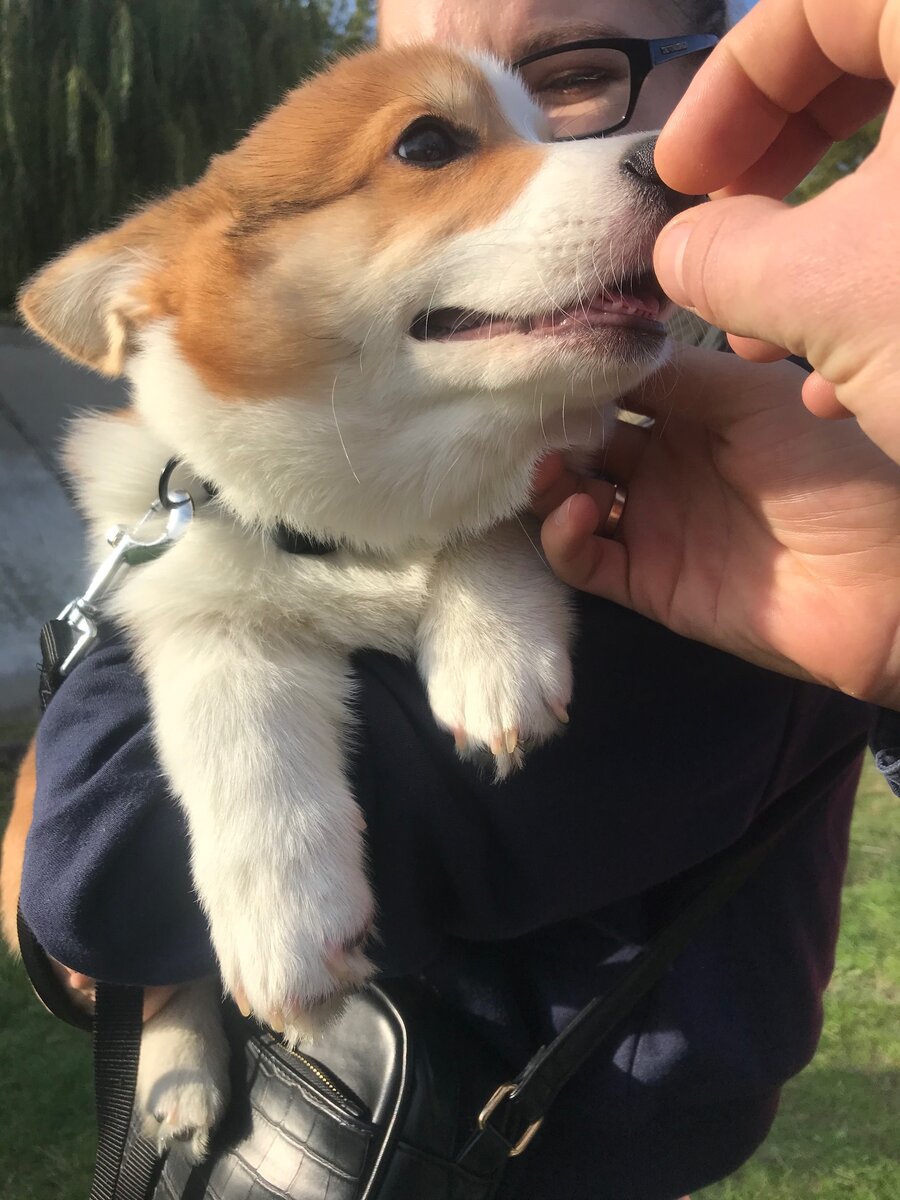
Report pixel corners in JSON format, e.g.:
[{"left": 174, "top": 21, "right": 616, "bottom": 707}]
[{"left": 21, "top": 45, "right": 684, "bottom": 544}]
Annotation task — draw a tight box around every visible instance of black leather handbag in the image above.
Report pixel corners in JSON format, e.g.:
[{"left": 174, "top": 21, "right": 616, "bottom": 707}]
[{"left": 16, "top": 735, "right": 858, "bottom": 1200}]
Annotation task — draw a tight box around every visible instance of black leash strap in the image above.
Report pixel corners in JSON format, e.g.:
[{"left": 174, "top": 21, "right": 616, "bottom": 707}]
[
  {"left": 90, "top": 983, "right": 147, "bottom": 1200},
  {"left": 39, "top": 618, "right": 82, "bottom": 712},
  {"left": 17, "top": 908, "right": 92, "bottom": 1032},
  {"left": 460, "top": 735, "right": 863, "bottom": 1168}
]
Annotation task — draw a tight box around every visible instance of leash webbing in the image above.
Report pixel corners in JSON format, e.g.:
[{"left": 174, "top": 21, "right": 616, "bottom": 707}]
[{"left": 89, "top": 983, "right": 147, "bottom": 1200}]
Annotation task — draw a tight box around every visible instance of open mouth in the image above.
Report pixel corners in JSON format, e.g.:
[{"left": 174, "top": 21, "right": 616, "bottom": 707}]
[{"left": 410, "top": 273, "right": 671, "bottom": 343}]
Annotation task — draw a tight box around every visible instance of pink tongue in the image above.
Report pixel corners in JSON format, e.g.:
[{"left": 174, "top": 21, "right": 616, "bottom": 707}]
[{"left": 593, "top": 291, "right": 661, "bottom": 320}]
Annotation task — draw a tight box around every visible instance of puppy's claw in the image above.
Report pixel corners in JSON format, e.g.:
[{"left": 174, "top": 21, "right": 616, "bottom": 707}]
[
  {"left": 505, "top": 728, "right": 519, "bottom": 755},
  {"left": 453, "top": 727, "right": 469, "bottom": 753},
  {"left": 492, "top": 742, "right": 525, "bottom": 782},
  {"left": 551, "top": 701, "right": 570, "bottom": 725}
]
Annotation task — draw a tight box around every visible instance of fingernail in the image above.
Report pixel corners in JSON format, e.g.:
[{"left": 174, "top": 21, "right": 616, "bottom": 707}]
[{"left": 654, "top": 219, "right": 693, "bottom": 306}]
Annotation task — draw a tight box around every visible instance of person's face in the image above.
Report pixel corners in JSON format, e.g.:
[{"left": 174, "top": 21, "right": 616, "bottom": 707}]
[{"left": 378, "top": 0, "right": 698, "bottom": 133}]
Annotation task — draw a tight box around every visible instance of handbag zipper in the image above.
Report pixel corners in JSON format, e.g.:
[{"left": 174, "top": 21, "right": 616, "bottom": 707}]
[{"left": 279, "top": 1042, "right": 370, "bottom": 1120}]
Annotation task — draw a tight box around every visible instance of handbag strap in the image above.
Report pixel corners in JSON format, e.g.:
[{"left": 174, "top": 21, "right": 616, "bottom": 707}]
[
  {"left": 17, "top": 912, "right": 155, "bottom": 1199},
  {"left": 16, "top": 911, "right": 157, "bottom": 1200},
  {"left": 458, "top": 735, "right": 863, "bottom": 1170},
  {"left": 89, "top": 983, "right": 157, "bottom": 1200}
]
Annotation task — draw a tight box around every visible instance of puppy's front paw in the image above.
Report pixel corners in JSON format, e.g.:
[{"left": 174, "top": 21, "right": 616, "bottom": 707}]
[
  {"left": 137, "top": 979, "right": 230, "bottom": 1163},
  {"left": 209, "top": 855, "right": 375, "bottom": 1046},
  {"left": 426, "top": 636, "right": 572, "bottom": 778}
]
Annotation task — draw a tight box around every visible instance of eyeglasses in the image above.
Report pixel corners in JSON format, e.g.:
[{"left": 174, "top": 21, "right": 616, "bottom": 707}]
[{"left": 513, "top": 35, "right": 719, "bottom": 139}]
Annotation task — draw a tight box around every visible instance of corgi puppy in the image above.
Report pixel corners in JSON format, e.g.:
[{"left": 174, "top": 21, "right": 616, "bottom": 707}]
[{"left": 2, "top": 43, "right": 685, "bottom": 1158}]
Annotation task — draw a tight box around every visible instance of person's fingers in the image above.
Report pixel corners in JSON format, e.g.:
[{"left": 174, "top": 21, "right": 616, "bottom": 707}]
[
  {"left": 591, "top": 419, "right": 651, "bottom": 483},
  {"left": 48, "top": 957, "right": 179, "bottom": 1022},
  {"left": 655, "top": 0, "right": 890, "bottom": 197},
  {"left": 530, "top": 454, "right": 617, "bottom": 521},
  {"left": 727, "top": 332, "right": 790, "bottom": 363},
  {"left": 530, "top": 452, "right": 570, "bottom": 514},
  {"left": 540, "top": 493, "right": 632, "bottom": 607},
  {"left": 801, "top": 370, "right": 853, "bottom": 418},
  {"left": 530, "top": 454, "right": 593, "bottom": 520},
  {"left": 656, "top": 3, "right": 840, "bottom": 195},
  {"left": 804, "top": 73, "right": 893, "bottom": 141},
  {"left": 530, "top": 423, "right": 652, "bottom": 520},
  {"left": 625, "top": 345, "right": 805, "bottom": 430},
  {"left": 711, "top": 78, "right": 891, "bottom": 201},
  {"left": 711, "top": 110, "right": 834, "bottom": 201}
]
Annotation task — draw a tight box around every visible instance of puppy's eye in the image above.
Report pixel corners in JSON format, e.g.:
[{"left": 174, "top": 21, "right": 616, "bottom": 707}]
[{"left": 394, "top": 117, "right": 473, "bottom": 168}]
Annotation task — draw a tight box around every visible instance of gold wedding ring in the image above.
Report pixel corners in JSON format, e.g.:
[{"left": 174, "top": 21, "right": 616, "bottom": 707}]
[{"left": 601, "top": 484, "right": 628, "bottom": 539}]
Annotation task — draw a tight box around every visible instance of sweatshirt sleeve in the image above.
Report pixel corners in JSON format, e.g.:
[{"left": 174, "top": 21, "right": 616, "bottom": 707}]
[{"left": 20, "top": 635, "right": 215, "bottom": 986}]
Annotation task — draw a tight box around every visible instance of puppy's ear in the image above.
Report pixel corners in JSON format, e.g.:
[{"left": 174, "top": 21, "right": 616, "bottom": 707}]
[
  {"left": 17, "top": 196, "right": 187, "bottom": 377},
  {"left": 19, "top": 243, "right": 147, "bottom": 376}
]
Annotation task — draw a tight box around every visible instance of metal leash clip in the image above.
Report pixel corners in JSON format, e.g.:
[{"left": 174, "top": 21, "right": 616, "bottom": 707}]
[{"left": 52, "top": 459, "right": 195, "bottom": 679}]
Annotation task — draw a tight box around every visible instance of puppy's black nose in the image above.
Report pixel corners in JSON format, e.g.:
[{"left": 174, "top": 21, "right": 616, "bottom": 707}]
[{"left": 620, "top": 136, "right": 704, "bottom": 215}]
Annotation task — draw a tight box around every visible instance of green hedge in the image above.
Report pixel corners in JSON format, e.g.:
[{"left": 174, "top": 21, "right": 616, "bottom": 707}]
[
  {"left": 791, "top": 117, "right": 884, "bottom": 205},
  {"left": 0, "top": 0, "right": 371, "bottom": 310}
]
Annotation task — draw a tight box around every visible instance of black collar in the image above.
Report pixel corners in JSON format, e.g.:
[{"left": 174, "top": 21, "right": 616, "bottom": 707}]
[
  {"left": 270, "top": 523, "right": 339, "bottom": 557},
  {"left": 173, "top": 466, "right": 338, "bottom": 557}
]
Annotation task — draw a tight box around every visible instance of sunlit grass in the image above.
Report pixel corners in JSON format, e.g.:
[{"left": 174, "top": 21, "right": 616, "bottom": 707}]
[{"left": 699, "top": 760, "right": 900, "bottom": 1200}]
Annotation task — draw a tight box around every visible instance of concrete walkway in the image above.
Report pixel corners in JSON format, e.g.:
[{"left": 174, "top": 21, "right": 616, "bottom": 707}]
[{"left": 0, "top": 323, "right": 126, "bottom": 719}]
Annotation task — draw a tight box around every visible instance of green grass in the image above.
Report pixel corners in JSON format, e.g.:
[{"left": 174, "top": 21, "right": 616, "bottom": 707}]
[
  {"left": 0, "top": 723, "right": 93, "bottom": 1200},
  {"left": 0, "top": 731, "right": 897, "bottom": 1200},
  {"left": 698, "top": 761, "right": 900, "bottom": 1200}
]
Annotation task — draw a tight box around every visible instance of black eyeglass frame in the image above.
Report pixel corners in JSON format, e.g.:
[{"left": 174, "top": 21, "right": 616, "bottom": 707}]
[{"left": 513, "top": 34, "right": 719, "bottom": 138}]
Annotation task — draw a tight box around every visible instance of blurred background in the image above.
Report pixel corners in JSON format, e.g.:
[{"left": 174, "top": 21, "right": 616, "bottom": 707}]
[
  {"left": 0, "top": 0, "right": 884, "bottom": 317},
  {"left": 0, "top": 3, "right": 895, "bottom": 1198},
  {"left": 0, "top": 0, "right": 373, "bottom": 316}
]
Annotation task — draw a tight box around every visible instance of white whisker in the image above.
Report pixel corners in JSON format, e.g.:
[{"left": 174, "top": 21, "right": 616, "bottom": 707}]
[
  {"left": 515, "top": 513, "right": 551, "bottom": 571},
  {"left": 331, "top": 374, "right": 361, "bottom": 484}
]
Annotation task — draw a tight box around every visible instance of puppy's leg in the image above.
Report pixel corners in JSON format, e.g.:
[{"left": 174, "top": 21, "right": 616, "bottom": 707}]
[
  {"left": 419, "top": 519, "right": 574, "bottom": 777},
  {"left": 141, "top": 632, "right": 374, "bottom": 1045},
  {"left": 137, "top": 977, "right": 230, "bottom": 1163}
]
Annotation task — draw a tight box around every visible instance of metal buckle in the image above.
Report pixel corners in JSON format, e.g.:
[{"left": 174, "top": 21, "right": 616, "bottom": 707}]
[
  {"left": 53, "top": 462, "right": 197, "bottom": 678},
  {"left": 477, "top": 1083, "right": 544, "bottom": 1158}
]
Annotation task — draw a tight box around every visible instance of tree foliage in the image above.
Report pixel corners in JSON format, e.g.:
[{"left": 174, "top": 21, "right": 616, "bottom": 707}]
[
  {"left": 790, "top": 117, "right": 885, "bottom": 205},
  {"left": 0, "top": 0, "right": 373, "bottom": 309}
]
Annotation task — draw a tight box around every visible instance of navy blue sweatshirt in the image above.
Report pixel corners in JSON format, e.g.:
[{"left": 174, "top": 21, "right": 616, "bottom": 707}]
[{"left": 21, "top": 594, "right": 872, "bottom": 1199}]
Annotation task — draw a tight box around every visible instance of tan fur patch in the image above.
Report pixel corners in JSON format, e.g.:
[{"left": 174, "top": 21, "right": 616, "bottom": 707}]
[
  {"left": 155, "top": 48, "right": 547, "bottom": 397},
  {"left": 0, "top": 738, "right": 36, "bottom": 953},
  {"left": 22, "top": 46, "right": 547, "bottom": 397}
]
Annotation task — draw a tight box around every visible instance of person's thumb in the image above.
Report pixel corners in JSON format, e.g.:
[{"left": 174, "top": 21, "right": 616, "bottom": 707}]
[{"left": 653, "top": 195, "right": 820, "bottom": 360}]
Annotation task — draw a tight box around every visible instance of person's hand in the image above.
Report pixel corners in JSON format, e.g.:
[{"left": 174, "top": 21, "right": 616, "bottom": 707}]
[
  {"left": 534, "top": 348, "right": 900, "bottom": 709},
  {"left": 48, "top": 956, "right": 177, "bottom": 1021},
  {"left": 652, "top": 0, "right": 900, "bottom": 464}
]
